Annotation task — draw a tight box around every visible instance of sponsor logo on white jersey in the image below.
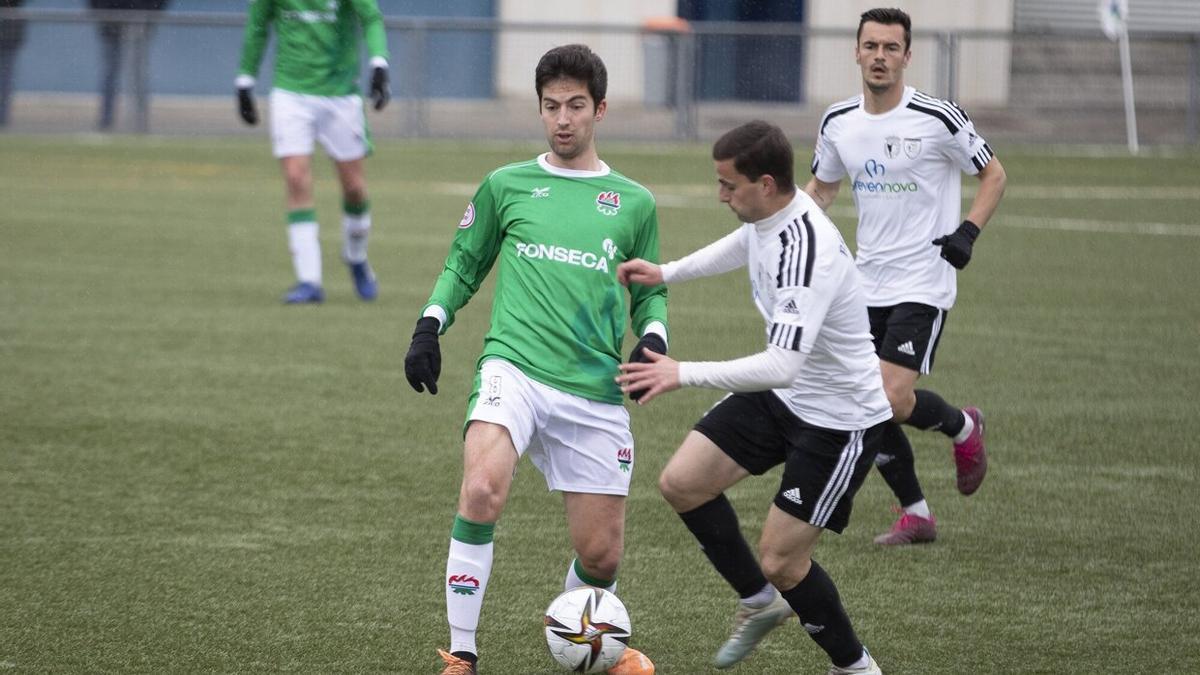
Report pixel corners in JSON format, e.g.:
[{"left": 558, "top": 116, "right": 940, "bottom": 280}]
[
  {"left": 781, "top": 487, "right": 803, "bottom": 505},
  {"left": 897, "top": 341, "right": 916, "bottom": 356},
  {"left": 514, "top": 241, "right": 613, "bottom": 273},
  {"left": 852, "top": 160, "right": 918, "bottom": 195}
]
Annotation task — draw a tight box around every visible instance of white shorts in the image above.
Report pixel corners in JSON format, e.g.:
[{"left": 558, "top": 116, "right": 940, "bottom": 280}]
[
  {"left": 269, "top": 88, "right": 371, "bottom": 162},
  {"left": 467, "top": 358, "right": 635, "bottom": 496}
]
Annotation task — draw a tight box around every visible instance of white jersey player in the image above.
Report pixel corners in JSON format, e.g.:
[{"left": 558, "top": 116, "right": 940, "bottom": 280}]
[
  {"left": 617, "top": 121, "right": 887, "bottom": 675},
  {"left": 805, "top": 7, "right": 1007, "bottom": 547}
]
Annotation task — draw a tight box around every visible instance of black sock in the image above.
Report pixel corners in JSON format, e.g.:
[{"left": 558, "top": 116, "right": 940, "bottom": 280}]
[
  {"left": 451, "top": 651, "right": 477, "bottom": 665},
  {"left": 677, "top": 494, "right": 768, "bottom": 599},
  {"left": 874, "top": 421, "right": 925, "bottom": 507},
  {"left": 779, "top": 560, "right": 863, "bottom": 668},
  {"left": 906, "top": 389, "right": 965, "bottom": 437}
]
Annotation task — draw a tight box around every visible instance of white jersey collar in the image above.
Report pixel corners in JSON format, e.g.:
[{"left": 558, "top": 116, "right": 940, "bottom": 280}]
[
  {"left": 537, "top": 153, "right": 611, "bottom": 178},
  {"left": 751, "top": 189, "right": 807, "bottom": 232},
  {"left": 859, "top": 85, "right": 915, "bottom": 120}
]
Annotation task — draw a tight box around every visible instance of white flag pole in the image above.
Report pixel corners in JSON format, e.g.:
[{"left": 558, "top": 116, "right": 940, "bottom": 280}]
[
  {"left": 1100, "top": 0, "right": 1138, "bottom": 153},
  {"left": 1118, "top": 27, "right": 1139, "bottom": 154}
]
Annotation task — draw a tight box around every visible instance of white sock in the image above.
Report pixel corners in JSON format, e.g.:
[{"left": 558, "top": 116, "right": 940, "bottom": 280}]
[
  {"left": 447, "top": 537, "right": 493, "bottom": 655},
  {"left": 953, "top": 412, "right": 975, "bottom": 444},
  {"left": 564, "top": 558, "right": 616, "bottom": 594},
  {"left": 740, "top": 583, "right": 778, "bottom": 609},
  {"left": 341, "top": 209, "right": 371, "bottom": 263},
  {"left": 903, "top": 499, "right": 932, "bottom": 519},
  {"left": 287, "top": 221, "right": 321, "bottom": 285}
]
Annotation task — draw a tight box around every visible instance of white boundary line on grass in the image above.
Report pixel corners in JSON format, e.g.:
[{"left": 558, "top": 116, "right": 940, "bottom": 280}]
[{"left": 424, "top": 182, "right": 1200, "bottom": 237}]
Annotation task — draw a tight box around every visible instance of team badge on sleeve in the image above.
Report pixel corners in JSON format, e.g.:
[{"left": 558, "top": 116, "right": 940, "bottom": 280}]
[
  {"left": 595, "top": 191, "right": 621, "bottom": 216},
  {"left": 458, "top": 202, "right": 475, "bottom": 228}
]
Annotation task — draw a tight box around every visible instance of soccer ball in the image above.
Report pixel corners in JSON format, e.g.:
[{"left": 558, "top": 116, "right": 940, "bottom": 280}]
[{"left": 543, "top": 587, "right": 631, "bottom": 673}]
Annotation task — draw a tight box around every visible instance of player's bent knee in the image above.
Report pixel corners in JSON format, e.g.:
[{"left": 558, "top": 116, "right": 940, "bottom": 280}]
[
  {"left": 885, "top": 387, "right": 916, "bottom": 420},
  {"left": 342, "top": 186, "right": 367, "bottom": 205},
  {"left": 760, "top": 548, "right": 812, "bottom": 590},
  {"left": 458, "top": 475, "right": 507, "bottom": 521},
  {"left": 576, "top": 547, "right": 622, "bottom": 582},
  {"left": 658, "top": 468, "right": 697, "bottom": 512}
]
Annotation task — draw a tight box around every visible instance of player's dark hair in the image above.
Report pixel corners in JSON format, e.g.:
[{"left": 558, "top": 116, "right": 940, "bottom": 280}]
[
  {"left": 858, "top": 7, "right": 912, "bottom": 51},
  {"left": 535, "top": 44, "right": 608, "bottom": 108},
  {"left": 712, "top": 121, "right": 795, "bottom": 194}
]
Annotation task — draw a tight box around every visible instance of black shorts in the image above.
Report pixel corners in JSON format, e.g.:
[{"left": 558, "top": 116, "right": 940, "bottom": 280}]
[
  {"left": 693, "top": 391, "right": 882, "bottom": 534},
  {"left": 868, "top": 302, "right": 948, "bottom": 374}
]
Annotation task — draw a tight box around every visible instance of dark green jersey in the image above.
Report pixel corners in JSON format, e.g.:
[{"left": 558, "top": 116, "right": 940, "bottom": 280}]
[
  {"left": 238, "top": 0, "right": 389, "bottom": 96},
  {"left": 425, "top": 155, "right": 670, "bottom": 404}
]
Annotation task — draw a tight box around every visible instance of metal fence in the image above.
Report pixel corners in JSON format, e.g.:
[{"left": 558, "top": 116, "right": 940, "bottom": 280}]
[{"left": 1, "top": 7, "right": 1197, "bottom": 145}]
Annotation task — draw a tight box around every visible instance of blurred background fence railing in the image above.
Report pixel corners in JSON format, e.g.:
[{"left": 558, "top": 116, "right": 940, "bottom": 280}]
[{"left": 1, "top": 6, "right": 1197, "bottom": 145}]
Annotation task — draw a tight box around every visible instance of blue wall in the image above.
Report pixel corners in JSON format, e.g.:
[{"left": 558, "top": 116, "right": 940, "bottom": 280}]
[
  {"left": 12, "top": 0, "right": 496, "bottom": 98},
  {"left": 677, "top": 0, "right": 805, "bottom": 102}
]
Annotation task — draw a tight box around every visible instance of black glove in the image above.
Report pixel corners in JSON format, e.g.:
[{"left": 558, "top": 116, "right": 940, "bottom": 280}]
[
  {"left": 626, "top": 333, "right": 667, "bottom": 401},
  {"left": 369, "top": 67, "right": 390, "bottom": 111},
  {"left": 931, "top": 220, "right": 980, "bottom": 270},
  {"left": 404, "top": 317, "right": 441, "bottom": 395},
  {"left": 236, "top": 87, "right": 258, "bottom": 125}
]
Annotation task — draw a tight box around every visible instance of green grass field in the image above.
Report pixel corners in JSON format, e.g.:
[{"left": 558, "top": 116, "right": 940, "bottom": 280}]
[{"left": 2, "top": 135, "right": 1199, "bottom": 674}]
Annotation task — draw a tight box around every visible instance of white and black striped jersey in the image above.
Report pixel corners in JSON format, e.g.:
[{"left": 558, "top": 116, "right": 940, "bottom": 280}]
[
  {"left": 812, "top": 86, "right": 994, "bottom": 309},
  {"left": 746, "top": 192, "right": 892, "bottom": 430}
]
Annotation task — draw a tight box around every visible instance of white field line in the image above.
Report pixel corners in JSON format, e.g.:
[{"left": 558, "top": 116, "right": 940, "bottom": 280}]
[
  {"left": 422, "top": 182, "right": 1200, "bottom": 237},
  {"left": 644, "top": 184, "right": 1200, "bottom": 200}
]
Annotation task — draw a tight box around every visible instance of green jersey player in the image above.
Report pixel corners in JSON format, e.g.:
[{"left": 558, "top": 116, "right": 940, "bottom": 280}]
[
  {"left": 404, "top": 44, "right": 665, "bottom": 675},
  {"left": 235, "top": 0, "right": 391, "bottom": 304}
]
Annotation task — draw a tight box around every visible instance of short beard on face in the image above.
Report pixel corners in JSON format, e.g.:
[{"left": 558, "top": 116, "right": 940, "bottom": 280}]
[
  {"left": 552, "top": 140, "right": 581, "bottom": 160},
  {"left": 865, "top": 78, "right": 892, "bottom": 94}
]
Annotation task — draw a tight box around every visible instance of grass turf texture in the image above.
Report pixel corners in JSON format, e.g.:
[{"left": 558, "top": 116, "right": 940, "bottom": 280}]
[{"left": 1, "top": 136, "right": 1198, "bottom": 673}]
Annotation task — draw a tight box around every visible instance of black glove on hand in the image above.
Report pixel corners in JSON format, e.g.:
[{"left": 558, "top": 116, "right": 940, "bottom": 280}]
[
  {"left": 369, "top": 67, "right": 390, "bottom": 111},
  {"left": 931, "top": 220, "right": 980, "bottom": 270},
  {"left": 404, "top": 317, "right": 441, "bottom": 395},
  {"left": 626, "top": 333, "right": 667, "bottom": 401},
  {"left": 237, "top": 87, "right": 258, "bottom": 125}
]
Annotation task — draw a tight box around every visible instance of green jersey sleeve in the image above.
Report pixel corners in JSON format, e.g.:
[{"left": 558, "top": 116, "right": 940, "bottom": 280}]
[
  {"left": 627, "top": 200, "right": 669, "bottom": 340},
  {"left": 237, "top": 0, "right": 274, "bottom": 79},
  {"left": 423, "top": 174, "right": 504, "bottom": 331},
  {"left": 350, "top": 0, "right": 389, "bottom": 61}
]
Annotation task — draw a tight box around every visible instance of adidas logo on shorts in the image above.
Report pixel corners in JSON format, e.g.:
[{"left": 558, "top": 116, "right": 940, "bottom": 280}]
[
  {"left": 781, "top": 488, "right": 803, "bottom": 505},
  {"left": 897, "top": 341, "right": 916, "bottom": 356}
]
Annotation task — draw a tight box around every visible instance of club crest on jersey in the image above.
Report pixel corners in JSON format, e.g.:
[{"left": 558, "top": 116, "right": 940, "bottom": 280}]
[
  {"left": 448, "top": 573, "right": 480, "bottom": 595},
  {"left": 903, "top": 138, "right": 922, "bottom": 159},
  {"left": 596, "top": 191, "right": 621, "bottom": 216},
  {"left": 884, "top": 136, "right": 901, "bottom": 158},
  {"left": 459, "top": 202, "right": 475, "bottom": 229},
  {"left": 617, "top": 447, "right": 632, "bottom": 472}
]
